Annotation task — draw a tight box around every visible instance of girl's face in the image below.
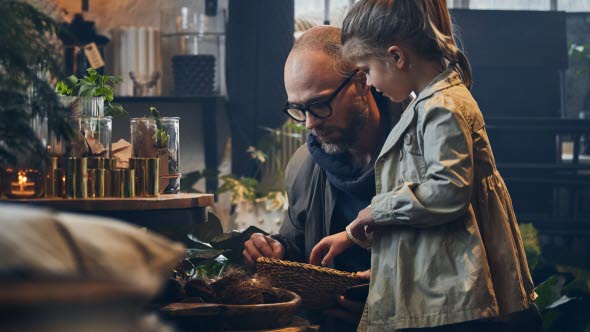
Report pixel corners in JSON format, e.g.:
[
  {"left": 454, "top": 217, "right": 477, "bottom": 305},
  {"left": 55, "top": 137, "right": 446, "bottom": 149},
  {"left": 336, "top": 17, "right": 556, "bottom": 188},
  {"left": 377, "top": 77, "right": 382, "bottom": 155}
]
[{"left": 355, "top": 53, "right": 413, "bottom": 103}]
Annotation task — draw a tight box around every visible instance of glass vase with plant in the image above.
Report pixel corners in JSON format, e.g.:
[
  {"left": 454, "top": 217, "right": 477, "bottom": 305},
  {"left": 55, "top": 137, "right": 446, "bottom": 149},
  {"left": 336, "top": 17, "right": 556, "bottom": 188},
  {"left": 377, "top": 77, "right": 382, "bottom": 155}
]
[{"left": 55, "top": 68, "right": 128, "bottom": 117}]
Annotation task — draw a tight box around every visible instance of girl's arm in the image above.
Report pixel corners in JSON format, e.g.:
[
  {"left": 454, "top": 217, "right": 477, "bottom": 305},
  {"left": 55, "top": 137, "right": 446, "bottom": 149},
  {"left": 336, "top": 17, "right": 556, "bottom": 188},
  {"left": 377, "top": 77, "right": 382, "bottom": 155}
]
[{"left": 371, "top": 106, "right": 474, "bottom": 228}]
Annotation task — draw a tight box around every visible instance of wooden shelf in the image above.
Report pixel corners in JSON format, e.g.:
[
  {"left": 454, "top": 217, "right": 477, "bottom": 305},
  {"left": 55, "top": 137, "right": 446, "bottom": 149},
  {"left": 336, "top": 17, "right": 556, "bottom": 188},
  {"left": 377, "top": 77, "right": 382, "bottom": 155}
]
[{"left": 5, "top": 193, "right": 214, "bottom": 212}]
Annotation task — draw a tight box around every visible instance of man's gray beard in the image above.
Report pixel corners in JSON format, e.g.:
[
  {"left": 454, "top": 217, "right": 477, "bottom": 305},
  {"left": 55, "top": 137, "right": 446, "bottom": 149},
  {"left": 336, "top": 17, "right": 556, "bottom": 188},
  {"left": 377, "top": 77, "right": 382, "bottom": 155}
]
[{"left": 312, "top": 100, "right": 369, "bottom": 155}]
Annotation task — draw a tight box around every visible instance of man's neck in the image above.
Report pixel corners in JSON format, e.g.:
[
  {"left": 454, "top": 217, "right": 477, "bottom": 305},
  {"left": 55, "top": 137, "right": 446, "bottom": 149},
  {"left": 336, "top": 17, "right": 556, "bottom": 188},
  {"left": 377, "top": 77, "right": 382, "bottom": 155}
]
[{"left": 348, "top": 96, "right": 383, "bottom": 169}]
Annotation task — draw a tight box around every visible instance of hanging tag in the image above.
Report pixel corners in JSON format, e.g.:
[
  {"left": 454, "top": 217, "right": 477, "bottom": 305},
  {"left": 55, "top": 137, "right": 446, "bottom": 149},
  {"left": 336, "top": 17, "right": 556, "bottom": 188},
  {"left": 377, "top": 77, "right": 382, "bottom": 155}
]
[{"left": 83, "top": 42, "right": 105, "bottom": 69}]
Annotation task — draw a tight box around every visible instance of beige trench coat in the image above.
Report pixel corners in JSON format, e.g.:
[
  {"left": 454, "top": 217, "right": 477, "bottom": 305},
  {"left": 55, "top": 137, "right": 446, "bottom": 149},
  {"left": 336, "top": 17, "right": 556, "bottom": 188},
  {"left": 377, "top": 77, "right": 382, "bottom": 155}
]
[{"left": 359, "top": 68, "right": 536, "bottom": 331}]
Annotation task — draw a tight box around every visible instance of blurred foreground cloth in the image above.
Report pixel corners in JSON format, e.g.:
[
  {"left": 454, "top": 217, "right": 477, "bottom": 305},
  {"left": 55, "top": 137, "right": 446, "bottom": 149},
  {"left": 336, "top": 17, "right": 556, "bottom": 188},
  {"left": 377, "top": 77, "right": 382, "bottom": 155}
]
[{"left": 0, "top": 203, "right": 185, "bottom": 297}]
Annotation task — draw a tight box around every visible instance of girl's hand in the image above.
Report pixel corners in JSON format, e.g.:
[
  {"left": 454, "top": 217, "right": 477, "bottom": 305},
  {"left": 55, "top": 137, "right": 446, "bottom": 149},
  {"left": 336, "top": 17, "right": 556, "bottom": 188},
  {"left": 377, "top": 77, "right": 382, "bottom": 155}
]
[
  {"left": 309, "top": 231, "right": 353, "bottom": 267},
  {"left": 349, "top": 205, "right": 376, "bottom": 241}
]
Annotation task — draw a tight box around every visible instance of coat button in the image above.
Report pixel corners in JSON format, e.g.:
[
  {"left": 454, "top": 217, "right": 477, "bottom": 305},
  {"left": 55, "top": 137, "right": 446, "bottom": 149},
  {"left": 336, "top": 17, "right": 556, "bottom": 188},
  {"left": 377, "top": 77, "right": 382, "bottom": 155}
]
[{"left": 404, "top": 133, "right": 412, "bottom": 145}]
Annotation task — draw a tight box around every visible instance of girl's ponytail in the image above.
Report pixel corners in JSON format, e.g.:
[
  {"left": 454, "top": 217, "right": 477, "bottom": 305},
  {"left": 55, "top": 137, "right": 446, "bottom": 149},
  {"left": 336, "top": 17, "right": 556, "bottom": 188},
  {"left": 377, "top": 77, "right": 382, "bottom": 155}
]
[{"left": 422, "top": 1, "right": 473, "bottom": 89}]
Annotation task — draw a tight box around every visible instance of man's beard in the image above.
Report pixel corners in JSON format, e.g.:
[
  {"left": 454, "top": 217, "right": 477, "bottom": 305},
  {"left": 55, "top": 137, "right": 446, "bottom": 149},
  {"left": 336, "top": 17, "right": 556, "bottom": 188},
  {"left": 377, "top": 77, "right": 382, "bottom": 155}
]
[{"left": 310, "top": 99, "right": 369, "bottom": 155}]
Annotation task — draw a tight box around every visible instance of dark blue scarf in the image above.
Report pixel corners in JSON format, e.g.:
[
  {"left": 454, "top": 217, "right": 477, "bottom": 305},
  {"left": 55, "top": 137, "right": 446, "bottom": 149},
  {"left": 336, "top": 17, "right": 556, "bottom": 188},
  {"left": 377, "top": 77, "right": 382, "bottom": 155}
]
[{"left": 307, "top": 134, "right": 376, "bottom": 198}]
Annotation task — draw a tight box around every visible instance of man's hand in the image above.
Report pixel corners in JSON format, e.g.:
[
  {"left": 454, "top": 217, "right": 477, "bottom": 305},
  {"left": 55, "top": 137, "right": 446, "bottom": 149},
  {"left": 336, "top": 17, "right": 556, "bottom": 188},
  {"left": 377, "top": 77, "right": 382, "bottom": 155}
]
[
  {"left": 242, "top": 233, "right": 285, "bottom": 268},
  {"left": 309, "top": 231, "right": 353, "bottom": 267}
]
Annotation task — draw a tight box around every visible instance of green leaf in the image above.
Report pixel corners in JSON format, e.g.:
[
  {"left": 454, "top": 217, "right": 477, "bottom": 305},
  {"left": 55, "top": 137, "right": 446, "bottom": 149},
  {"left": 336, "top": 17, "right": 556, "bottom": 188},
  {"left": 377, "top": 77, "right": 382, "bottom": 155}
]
[
  {"left": 520, "top": 223, "right": 541, "bottom": 271},
  {"left": 96, "top": 86, "right": 114, "bottom": 102},
  {"left": 535, "top": 275, "right": 566, "bottom": 311},
  {"left": 78, "top": 84, "right": 96, "bottom": 97},
  {"left": 65, "top": 75, "right": 78, "bottom": 87},
  {"left": 180, "top": 170, "right": 204, "bottom": 193},
  {"left": 110, "top": 76, "right": 123, "bottom": 84},
  {"left": 105, "top": 102, "right": 128, "bottom": 117},
  {"left": 191, "top": 211, "right": 225, "bottom": 244}
]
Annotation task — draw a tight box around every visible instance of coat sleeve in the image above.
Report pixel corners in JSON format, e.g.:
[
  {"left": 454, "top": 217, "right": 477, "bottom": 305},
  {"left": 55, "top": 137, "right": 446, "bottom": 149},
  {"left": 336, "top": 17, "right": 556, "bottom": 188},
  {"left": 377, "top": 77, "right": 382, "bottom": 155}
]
[
  {"left": 271, "top": 147, "right": 309, "bottom": 262},
  {"left": 371, "top": 106, "right": 474, "bottom": 228}
]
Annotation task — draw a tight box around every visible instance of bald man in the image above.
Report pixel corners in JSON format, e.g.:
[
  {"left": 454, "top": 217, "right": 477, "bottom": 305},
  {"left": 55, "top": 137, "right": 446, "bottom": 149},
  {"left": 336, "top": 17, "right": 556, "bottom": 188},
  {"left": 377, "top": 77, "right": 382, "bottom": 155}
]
[{"left": 244, "top": 25, "right": 403, "bottom": 274}]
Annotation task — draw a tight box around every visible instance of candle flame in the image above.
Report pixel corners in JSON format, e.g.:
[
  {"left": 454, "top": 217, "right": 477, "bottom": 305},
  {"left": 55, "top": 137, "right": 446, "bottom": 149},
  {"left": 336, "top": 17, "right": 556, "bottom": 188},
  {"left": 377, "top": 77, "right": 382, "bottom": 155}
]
[{"left": 18, "top": 171, "right": 27, "bottom": 191}]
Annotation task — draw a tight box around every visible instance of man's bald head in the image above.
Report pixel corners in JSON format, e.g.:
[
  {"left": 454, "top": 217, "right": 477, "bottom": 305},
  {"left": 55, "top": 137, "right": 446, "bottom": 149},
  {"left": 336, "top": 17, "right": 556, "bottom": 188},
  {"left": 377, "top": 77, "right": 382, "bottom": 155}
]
[{"left": 287, "top": 26, "right": 354, "bottom": 74}]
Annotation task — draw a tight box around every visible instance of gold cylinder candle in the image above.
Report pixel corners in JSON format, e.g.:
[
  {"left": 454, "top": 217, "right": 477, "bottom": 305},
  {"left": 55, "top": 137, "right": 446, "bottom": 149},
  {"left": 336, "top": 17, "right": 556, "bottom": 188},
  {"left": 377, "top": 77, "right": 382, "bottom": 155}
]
[
  {"left": 45, "top": 157, "right": 59, "bottom": 198},
  {"left": 104, "top": 169, "right": 111, "bottom": 197},
  {"left": 129, "top": 158, "right": 147, "bottom": 197},
  {"left": 146, "top": 158, "right": 159, "bottom": 197},
  {"left": 93, "top": 169, "right": 106, "bottom": 198},
  {"left": 65, "top": 157, "right": 76, "bottom": 198},
  {"left": 74, "top": 157, "right": 88, "bottom": 199},
  {"left": 110, "top": 169, "right": 124, "bottom": 198},
  {"left": 123, "top": 169, "right": 135, "bottom": 198}
]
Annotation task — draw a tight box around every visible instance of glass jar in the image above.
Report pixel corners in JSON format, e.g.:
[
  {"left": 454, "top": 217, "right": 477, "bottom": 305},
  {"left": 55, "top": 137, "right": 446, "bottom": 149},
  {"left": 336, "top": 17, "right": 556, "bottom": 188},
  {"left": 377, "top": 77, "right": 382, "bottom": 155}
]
[
  {"left": 130, "top": 117, "right": 180, "bottom": 194},
  {"left": 160, "top": 0, "right": 225, "bottom": 96},
  {"left": 130, "top": 118, "right": 158, "bottom": 158},
  {"left": 60, "top": 96, "right": 104, "bottom": 117},
  {"left": 159, "top": 117, "right": 180, "bottom": 194},
  {"left": 80, "top": 116, "right": 112, "bottom": 158}
]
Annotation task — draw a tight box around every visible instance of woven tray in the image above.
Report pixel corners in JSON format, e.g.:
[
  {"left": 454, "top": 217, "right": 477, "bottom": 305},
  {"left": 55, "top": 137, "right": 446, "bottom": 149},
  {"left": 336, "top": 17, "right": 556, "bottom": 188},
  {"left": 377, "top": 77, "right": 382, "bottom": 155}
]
[{"left": 256, "top": 257, "right": 366, "bottom": 310}]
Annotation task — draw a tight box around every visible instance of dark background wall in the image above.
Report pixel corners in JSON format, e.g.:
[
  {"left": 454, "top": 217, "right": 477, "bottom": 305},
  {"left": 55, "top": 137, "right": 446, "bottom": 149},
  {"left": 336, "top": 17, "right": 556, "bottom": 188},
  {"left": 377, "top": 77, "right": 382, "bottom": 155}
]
[
  {"left": 451, "top": 9, "right": 568, "bottom": 217},
  {"left": 226, "top": 0, "right": 294, "bottom": 177}
]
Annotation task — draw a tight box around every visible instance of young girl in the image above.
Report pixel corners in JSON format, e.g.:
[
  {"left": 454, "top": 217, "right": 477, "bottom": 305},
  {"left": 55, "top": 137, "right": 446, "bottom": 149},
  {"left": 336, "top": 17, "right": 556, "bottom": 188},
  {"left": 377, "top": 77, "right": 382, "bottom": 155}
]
[{"left": 309, "top": 1, "right": 541, "bottom": 331}]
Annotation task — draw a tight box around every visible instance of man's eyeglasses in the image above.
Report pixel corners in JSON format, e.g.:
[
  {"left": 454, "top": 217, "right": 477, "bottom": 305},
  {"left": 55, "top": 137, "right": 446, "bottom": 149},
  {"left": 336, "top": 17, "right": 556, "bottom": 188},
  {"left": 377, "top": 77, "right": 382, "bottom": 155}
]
[{"left": 283, "top": 69, "right": 359, "bottom": 122}]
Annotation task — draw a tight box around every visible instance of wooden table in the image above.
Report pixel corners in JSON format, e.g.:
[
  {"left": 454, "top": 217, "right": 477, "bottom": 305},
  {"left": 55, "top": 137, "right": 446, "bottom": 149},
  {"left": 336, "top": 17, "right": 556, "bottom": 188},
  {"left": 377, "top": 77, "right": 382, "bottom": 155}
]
[{"left": 7, "top": 193, "right": 215, "bottom": 245}]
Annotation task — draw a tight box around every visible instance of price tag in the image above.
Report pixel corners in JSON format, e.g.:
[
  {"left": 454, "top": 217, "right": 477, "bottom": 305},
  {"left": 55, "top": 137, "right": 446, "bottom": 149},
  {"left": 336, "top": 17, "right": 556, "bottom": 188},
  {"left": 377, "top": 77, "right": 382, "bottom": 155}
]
[{"left": 83, "top": 42, "right": 105, "bottom": 69}]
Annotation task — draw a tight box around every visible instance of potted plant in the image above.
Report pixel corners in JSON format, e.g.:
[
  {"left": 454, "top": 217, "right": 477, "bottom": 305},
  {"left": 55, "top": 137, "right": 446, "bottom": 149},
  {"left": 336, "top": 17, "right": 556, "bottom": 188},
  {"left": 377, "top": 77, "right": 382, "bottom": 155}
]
[
  {"left": 131, "top": 107, "right": 180, "bottom": 194},
  {"left": 216, "top": 123, "right": 306, "bottom": 233},
  {"left": 55, "top": 67, "right": 127, "bottom": 117}
]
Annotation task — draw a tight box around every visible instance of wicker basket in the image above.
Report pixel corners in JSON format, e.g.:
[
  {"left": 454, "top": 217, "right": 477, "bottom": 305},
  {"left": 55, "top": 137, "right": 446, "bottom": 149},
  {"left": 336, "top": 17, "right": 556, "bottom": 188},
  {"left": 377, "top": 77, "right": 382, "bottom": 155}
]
[{"left": 256, "top": 257, "right": 366, "bottom": 310}]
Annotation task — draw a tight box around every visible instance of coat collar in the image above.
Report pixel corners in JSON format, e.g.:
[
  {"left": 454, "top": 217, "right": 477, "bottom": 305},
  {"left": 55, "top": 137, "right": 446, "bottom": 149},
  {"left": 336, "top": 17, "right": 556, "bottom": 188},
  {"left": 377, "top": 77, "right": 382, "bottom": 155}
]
[{"left": 377, "top": 67, "right": 463, "bottom": 159}]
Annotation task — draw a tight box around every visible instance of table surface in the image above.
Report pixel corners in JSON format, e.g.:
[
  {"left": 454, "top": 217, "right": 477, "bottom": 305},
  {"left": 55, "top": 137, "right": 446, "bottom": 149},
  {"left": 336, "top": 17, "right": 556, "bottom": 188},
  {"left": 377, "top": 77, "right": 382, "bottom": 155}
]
[{"left": 5, "top": 193, "right": 214, "bottom": 211}]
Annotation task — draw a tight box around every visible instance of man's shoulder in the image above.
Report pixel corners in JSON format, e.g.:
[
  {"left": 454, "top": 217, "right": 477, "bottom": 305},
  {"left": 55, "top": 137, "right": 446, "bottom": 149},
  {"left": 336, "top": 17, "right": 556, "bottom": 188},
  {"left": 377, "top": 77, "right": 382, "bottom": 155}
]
[{"left": 285, "top": 144, "right": 317, "bottom": 184}]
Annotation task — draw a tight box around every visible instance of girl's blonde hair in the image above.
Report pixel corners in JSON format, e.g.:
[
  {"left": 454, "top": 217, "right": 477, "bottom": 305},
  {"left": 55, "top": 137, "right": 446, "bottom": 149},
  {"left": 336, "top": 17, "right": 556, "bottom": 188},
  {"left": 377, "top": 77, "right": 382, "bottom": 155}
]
[{"left": 342, "top": 0, "right": 473, "bottom": 89}]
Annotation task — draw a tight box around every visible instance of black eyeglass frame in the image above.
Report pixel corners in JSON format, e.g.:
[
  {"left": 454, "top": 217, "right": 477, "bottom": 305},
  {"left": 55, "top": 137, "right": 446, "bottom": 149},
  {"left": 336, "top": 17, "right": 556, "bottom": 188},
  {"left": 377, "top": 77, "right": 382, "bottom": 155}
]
[{"left": 283, "top": 69, "right": 360, "bottom": 122}]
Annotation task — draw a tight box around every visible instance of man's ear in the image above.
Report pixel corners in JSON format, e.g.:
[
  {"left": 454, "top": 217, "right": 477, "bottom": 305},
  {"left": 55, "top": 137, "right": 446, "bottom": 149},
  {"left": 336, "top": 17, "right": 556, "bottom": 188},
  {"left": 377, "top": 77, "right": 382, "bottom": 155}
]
[
  {"left": 387, "top": 45, "right": 407, "bottom": 70},
  {"left": 355, "top": 71, "right": 371, "bottom": 96}
]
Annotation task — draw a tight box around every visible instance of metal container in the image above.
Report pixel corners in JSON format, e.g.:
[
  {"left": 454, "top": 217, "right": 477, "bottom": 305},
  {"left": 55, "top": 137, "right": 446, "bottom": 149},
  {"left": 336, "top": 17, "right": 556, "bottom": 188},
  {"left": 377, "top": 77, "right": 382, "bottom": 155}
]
[
  {"left": 74, "top": 157, "right": 88, "bottom": 199},
  {"left": 45, "top": 157, "right": 59, "bottom": 198},
  {"left": 88, "top": 168, "right": 106, "bottom": 198},
  {"left": 123, "top": 169, "right": 136, "bottom": 198},
  {"left": 65, "top": 157, "right": 88, "bottom": 199},
  {"left": 146, "top": 158, "right": 159, "bottom": 197},
  {"left": 129, "top": 157, "right": 147, "bottom": 197},
  {"left": 65, "top": 158, "right": 76, "bottom": 198},
  {"left": 110, "top": 169, "right": 124, "bottom": 198}
]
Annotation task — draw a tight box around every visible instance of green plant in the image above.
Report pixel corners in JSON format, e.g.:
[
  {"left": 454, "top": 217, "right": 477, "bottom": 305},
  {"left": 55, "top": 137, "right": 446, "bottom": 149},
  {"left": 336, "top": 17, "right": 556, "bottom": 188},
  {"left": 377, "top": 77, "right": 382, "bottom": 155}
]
[
  {"left": 215, "top": 122, "right": 306, "bottom": 205},
  {"left": 149, "top": 106, "right": 170, "bottom": 148},
  {"left": 0, "top": 1, "right": 74, "bottom": 167},
  {"left": 521, "top": 223, "right": 590, "bottom": 331},
  {"left": 56, "top": 68, "right": 127, "bottom": 117}
]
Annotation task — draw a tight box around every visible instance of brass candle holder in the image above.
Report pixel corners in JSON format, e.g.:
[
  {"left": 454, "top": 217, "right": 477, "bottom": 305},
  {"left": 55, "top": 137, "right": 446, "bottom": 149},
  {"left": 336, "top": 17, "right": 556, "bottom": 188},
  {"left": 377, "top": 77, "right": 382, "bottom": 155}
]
[
  {"left": 88, "top": 168, "right": 107, "bottom": 198},
  {"left": 65, "top": 157, "right": 88, "bottom": 199},
  {"left": 45, "top": 157, "right": 59, "bottom": 198},
  {"left": 129, "top": 157, "right": 147, "bottom": 197},
  {"left": 146, "top": 158, "right": 159, "bottom": 197}
]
